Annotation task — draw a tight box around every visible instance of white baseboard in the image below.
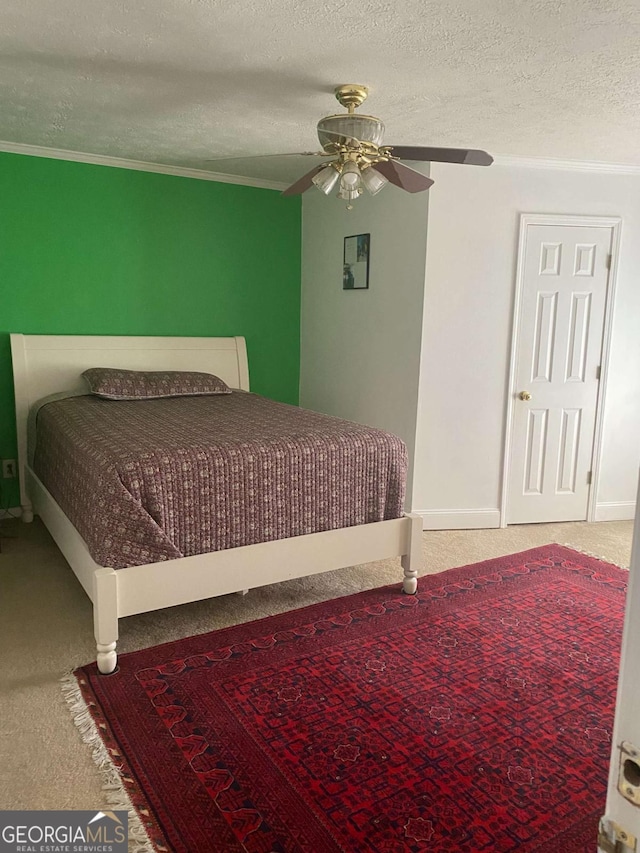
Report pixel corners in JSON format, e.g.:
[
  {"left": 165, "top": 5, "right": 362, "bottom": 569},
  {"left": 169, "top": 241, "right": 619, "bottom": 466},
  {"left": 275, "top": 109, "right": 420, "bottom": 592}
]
[
  {"left": 0, "top": 506, "right": 22, "bottom": 520},
  {"left": 594, "top": 501, "right": 636, "bottom": 522},
  {"left": 414, "top": 508, "right": 501, "bottom": 530}
]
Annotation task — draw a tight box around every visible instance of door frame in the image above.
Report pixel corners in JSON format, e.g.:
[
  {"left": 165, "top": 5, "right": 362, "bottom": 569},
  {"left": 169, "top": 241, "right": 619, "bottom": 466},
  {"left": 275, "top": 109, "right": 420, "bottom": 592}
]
[
  {"left": 600, "top": 470, "right": 640, "bottom": 848},
  {"left": 500, "top": 213, "right": 622, "bottom": 528}
]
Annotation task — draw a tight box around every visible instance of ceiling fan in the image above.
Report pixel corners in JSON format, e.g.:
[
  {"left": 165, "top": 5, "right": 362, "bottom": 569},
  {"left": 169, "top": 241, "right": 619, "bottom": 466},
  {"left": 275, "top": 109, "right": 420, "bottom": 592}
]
[{"left": 207, "top": 85, "right": 494, "bottom": 208}]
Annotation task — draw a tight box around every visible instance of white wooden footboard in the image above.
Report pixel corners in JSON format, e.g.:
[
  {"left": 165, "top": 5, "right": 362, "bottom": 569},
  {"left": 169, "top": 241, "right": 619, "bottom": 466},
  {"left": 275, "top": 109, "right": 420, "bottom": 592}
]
[{"left": 27, "top": 466, "right": 423, "bottom": 673}]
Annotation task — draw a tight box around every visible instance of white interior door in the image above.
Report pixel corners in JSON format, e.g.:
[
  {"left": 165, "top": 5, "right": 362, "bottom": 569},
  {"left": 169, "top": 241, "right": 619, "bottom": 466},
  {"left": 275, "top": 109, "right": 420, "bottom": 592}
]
[{"left": 507, "top": 222, "right": 612, "bottom": 524}]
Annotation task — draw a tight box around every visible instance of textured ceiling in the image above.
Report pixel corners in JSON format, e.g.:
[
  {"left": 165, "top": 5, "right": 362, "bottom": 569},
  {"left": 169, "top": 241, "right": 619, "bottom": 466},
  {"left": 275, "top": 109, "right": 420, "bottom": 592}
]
[{"left": 2, "top": 0, "right": 640, "bottom": 183}]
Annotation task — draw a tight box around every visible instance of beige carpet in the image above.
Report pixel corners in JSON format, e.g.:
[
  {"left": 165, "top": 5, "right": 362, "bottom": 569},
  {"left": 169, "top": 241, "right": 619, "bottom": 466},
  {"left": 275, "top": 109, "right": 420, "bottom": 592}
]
[{"left": 0, "top": 516, "right": 633, "bottom": 812}]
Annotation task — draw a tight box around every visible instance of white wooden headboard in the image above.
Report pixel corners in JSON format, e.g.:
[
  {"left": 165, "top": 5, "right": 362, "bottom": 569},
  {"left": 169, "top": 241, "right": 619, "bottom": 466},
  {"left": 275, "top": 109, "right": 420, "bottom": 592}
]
[{"left": 10, "top": 334, "right": 250, "bottom": 511}]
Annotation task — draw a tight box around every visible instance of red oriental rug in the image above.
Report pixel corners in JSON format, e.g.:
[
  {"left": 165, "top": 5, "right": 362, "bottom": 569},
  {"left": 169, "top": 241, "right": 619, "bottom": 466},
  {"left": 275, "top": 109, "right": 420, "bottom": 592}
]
[{"left": 68, "top": 545, "right": 627, "bottom": 852}]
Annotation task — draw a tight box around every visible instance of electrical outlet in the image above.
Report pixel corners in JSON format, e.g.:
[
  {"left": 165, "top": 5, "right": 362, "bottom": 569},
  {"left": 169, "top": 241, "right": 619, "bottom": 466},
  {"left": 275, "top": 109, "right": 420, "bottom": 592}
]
[{"left": 2, "top": 459, "right": 17, "bottom": 478}]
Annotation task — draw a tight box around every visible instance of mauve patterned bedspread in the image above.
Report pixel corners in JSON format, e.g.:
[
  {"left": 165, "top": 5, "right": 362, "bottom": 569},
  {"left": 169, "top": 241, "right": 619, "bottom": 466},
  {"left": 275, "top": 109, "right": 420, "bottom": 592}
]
[{"left": 33, "top": 392, "right": 407, "bottom": 568}]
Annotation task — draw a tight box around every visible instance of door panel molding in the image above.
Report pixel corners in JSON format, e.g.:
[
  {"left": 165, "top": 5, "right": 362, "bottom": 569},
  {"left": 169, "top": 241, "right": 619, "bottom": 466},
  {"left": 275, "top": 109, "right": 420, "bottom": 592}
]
[
  {"left": 532, "top": 292, "right": 558, "bottom": 381},
  {"left": 565, "top": 292, "right": 592, "bottom": 382},
  {"left": 557, "top": 408, "right": 581, "bottom": 494},
  {"left": 524, "top": 408, "right": 549, "bottom": 494},
  {"left": 500, "top": 213, "right": 622, "bottom": 527}
]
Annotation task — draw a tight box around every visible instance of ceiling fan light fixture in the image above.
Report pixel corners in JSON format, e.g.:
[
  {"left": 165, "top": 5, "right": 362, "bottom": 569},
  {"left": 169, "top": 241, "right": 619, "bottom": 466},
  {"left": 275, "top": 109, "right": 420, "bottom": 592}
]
[
  {"left": 339, "top": 161, "right": 362, "bottom": 190},
  {"left": 311, "top": 163, "right": 340, "bottom": 195},
  {"left": 360, "top": 166, "right": 389, "bottom": 195},
  {"left": 336, "top": 186, "right": 362, "bottom": 202}
]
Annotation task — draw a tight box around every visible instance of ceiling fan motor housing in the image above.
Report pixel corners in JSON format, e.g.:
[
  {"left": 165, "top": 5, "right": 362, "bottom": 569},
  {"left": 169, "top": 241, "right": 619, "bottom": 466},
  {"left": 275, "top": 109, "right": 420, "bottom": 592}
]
[{"left": 317, "top": 114, "right": 385, "bottom": 151}]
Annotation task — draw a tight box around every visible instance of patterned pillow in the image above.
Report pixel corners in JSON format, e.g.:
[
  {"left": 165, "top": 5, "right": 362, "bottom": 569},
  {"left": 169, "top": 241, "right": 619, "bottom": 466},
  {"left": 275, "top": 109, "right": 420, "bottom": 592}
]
[{"left": 82, "top": 368, "right": 231, "bottom": 400}]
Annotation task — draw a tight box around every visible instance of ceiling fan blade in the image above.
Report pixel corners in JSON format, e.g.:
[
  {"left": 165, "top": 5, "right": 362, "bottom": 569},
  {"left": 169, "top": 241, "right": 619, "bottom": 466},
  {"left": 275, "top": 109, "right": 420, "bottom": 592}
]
[
  {"left": 373, "top": 160, "right": 434, "bottom": 193},
  {"left": 281, "top": 164, "right": 327, "bottom": 197},
  {"left": 387, "top": 146, "right": 494, "bottom": 166},
  {"left": 204, "top": 151, "right": 329, "bottom": 163}
]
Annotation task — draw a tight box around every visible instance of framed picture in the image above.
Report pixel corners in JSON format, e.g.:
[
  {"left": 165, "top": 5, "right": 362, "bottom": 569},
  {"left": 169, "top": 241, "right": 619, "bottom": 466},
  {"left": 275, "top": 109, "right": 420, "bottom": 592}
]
[{"left": 343, "top": 233, "right": 370, "bottom": 290}]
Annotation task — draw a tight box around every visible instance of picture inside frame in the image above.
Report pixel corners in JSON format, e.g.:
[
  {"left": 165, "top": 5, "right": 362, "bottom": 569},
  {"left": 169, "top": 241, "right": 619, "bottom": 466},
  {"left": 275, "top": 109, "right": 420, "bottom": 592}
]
[{"left": 343, "top": 233, "right": 370, "bottom": 290}]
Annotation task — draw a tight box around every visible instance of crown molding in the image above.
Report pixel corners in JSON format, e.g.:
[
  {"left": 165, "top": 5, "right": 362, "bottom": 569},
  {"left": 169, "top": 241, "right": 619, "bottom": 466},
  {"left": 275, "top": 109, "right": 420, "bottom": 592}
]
[
  {"left": 493, "top": 154, "right": 640, "bottom": 175},
  {"left": 4, "top": 138, "right": 639, "bottom": 187},
  {"left": 0, "top": 139, "right": 289, "bottom": 191}
]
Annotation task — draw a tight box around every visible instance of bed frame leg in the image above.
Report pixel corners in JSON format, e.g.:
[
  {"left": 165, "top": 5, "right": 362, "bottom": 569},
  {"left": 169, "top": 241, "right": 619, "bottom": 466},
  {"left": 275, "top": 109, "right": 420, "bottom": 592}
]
[
  {"left": 21, "top": 501, "right": 34, "bottom": 523},
  {"left": 93, "top": 568, "right": 119, "bottom": 675},
  {"left": 401, "top": 512, "right": 423, "bottom": 595}
]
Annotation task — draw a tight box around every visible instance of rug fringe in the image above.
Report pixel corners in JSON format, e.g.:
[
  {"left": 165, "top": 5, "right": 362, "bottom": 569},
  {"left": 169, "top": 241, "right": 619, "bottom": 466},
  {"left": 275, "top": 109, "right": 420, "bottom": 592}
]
[
  {"left": 560, "top": 542, "right": 629, "bottom": 570},
  {"left": 60, "top": 672, "right": 156, "bottom": 853}
]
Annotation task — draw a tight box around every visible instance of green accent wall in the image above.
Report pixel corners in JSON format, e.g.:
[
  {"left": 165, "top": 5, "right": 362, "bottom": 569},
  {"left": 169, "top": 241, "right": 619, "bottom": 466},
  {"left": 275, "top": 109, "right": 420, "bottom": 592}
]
[{"left": 0, "top": 152, "right": 301, "bottom": 508}]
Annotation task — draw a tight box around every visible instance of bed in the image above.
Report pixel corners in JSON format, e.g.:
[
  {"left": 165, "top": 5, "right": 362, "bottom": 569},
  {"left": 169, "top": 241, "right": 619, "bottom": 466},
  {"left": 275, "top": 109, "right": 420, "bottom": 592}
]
[{"left": 11, "top": 334, "right": 423, "bottom": 674}]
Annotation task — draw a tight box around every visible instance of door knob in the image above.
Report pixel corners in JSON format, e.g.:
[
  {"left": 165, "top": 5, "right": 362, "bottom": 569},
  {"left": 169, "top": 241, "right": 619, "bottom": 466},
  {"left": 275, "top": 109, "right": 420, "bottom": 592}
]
[{"left": 519, "top": 391, "right": 532, "bottom": 401}]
